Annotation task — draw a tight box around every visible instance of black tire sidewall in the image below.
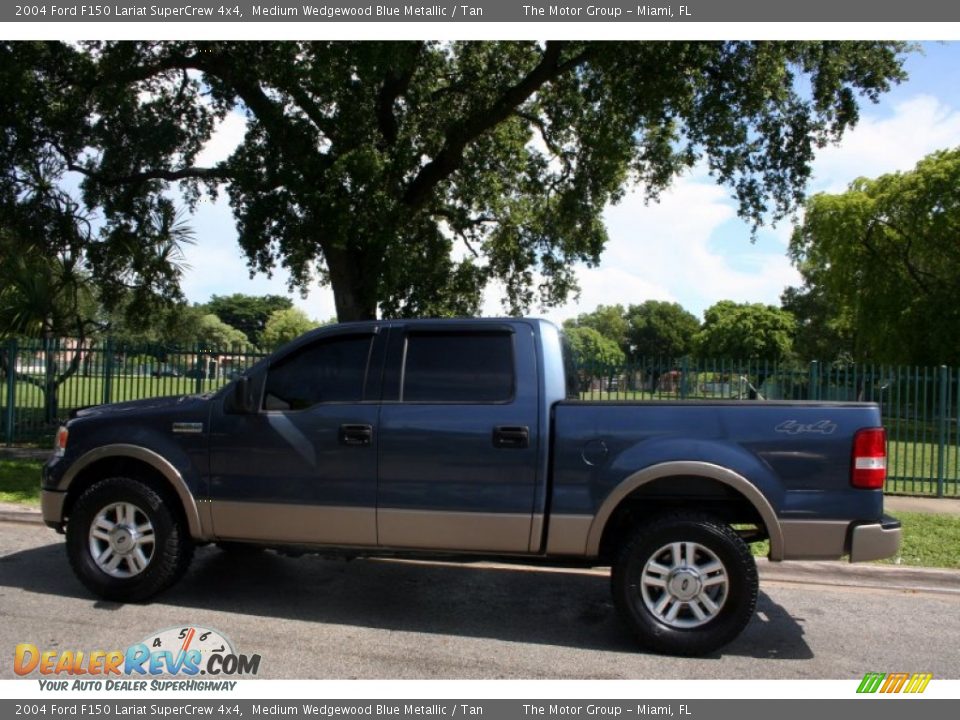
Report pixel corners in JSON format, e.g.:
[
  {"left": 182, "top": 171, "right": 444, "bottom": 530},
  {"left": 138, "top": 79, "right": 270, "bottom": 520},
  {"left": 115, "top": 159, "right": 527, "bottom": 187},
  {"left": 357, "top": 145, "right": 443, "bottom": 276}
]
[
  {"left": 613, "top": 515, "right": 758, "bottom": 656},
  {"left": 66, "top": 477, "right": 181, "bottom": 602}
]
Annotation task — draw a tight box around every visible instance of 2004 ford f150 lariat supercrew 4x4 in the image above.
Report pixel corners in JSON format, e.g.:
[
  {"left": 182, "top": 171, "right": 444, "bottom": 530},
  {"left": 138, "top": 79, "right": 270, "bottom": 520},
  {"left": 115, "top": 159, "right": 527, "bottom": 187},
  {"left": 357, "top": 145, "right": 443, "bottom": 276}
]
[{"left": 42, "top": 318, "right": 901, "bottom": 655}]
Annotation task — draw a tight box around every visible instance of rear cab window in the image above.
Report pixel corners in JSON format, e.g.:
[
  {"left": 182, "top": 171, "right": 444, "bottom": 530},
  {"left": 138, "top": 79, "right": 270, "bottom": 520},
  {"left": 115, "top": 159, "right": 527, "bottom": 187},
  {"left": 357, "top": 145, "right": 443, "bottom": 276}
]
[{"left": 400, "top": 331, "right": 515, "bottom": 403}]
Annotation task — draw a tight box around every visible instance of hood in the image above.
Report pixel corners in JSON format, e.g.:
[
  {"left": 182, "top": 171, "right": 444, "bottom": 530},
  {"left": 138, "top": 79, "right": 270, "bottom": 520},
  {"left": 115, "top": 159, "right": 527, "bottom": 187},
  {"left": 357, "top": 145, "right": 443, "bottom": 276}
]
[{"left": 71, "top": 393, "right": 211, "bottom": 419}]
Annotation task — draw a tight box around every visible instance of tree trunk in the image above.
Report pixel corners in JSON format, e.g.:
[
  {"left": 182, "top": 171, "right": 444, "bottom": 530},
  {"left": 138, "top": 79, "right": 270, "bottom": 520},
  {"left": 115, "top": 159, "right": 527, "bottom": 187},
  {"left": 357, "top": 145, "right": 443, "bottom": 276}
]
[{"left": 326, "top": 247, "right": 378, "bottom": 322}]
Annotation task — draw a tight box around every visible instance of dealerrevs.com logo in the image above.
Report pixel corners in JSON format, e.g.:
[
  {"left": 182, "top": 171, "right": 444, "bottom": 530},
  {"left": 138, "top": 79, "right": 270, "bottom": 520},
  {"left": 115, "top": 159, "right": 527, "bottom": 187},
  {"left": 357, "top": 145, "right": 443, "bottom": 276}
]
[{"left": 14, "top": 626, "right": 260, "bottom": 691}]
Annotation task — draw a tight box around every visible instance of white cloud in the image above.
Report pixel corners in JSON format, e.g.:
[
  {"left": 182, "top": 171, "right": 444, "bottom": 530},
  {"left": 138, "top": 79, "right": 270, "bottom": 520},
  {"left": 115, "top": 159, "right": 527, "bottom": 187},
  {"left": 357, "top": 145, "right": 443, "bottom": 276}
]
[
  {"left": 194, "top": 110, "right": 248, "bottom": 167},
  {"left": 501, "top": 168, "right": 803, "bottom": 322},
  {"left": 811, "top": 95, "right": 960, "bottom": 193},
  {"left": 180, "top": 200, "right": 338, "bottom": 323}
]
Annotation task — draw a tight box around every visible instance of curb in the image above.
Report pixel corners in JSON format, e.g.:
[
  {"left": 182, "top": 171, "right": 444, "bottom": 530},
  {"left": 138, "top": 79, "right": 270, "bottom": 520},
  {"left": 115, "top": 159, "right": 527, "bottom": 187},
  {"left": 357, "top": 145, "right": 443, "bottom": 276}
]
[
  {"left": 757, "top": 558, "right": 960, "bottom": 595},
  {"left": 2, "top": 506, "right": 959, "bottom": 593},
  {"left": 0, "top": 507, "right": 43, "bottom": 525}
]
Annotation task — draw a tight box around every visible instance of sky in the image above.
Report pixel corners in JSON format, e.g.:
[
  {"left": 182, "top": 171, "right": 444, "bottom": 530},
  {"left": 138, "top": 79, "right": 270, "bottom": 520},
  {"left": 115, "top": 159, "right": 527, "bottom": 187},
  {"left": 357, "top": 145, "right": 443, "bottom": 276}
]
[{"left": 178, "top": 41, "right": 960, "bottom": 324}]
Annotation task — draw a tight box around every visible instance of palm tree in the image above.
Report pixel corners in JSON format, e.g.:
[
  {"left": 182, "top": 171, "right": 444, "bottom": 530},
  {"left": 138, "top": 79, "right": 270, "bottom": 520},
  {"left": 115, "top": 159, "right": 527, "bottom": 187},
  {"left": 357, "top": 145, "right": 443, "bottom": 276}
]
[{"left": 0, "top": 182, "right": 194, "bottom": 423}]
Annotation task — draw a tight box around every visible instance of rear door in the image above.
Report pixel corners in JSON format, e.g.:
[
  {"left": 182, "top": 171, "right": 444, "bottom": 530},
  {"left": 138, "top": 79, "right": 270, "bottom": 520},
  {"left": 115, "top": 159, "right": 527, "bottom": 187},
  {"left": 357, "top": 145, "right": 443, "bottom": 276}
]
[{"left": 376, "top": 323, "right": 541, "bottom": 552}]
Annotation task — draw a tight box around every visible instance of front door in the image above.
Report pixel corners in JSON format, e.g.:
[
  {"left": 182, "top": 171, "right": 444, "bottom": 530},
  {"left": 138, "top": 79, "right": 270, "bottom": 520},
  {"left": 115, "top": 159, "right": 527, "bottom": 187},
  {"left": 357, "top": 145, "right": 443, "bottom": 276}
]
[{"left": 208, "top": 328, "right": 384, "bottom": 546}]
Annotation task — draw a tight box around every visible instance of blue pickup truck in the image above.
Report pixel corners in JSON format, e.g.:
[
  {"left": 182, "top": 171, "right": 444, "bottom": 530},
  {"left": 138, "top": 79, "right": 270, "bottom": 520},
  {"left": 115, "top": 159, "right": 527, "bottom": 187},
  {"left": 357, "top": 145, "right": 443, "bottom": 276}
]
[{"left": 41, "top": 318, "right": 901, "bottom": 656}]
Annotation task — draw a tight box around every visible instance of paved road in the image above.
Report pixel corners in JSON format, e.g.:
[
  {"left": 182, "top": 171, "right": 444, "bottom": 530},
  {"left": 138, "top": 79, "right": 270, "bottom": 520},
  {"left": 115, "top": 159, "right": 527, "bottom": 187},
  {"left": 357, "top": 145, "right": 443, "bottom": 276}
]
[{"left": 1, "top": 522, "right": 957, "bottom": 679}]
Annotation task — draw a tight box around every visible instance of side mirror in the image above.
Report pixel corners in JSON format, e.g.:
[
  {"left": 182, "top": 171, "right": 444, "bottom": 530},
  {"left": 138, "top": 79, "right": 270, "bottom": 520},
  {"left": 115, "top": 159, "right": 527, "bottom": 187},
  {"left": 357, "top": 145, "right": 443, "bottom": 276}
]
[{"left": 231, "top": 376, "right": 256, "bottom": 414}]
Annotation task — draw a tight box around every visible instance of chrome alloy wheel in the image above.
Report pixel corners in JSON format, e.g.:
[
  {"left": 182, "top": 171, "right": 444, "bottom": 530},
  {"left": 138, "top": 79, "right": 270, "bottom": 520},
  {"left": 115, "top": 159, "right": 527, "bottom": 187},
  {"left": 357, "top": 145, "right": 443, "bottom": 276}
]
[
  {"left": 87, "top": 502, "right": 156, "bottom": 578},
  {"left": 640, "top": 541, "right": 729, "bottom": 628}
]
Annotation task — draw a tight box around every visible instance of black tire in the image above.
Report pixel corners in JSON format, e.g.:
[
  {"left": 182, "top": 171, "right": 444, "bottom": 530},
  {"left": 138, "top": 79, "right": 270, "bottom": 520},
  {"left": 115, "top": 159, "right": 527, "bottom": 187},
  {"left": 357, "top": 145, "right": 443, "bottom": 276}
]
[
  {"left": 66, "top": 477, "right": 194, "bottom": 602},
  {"left": 611, "top": 512, "right": 758, "bottom": 656}
]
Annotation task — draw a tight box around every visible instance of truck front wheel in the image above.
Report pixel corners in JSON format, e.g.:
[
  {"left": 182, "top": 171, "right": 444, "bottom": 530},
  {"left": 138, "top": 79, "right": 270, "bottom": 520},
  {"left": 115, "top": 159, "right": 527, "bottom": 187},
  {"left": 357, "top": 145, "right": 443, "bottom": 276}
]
[
  {"left": 611, "top": 513, "right": 758, "bottom": 656},
  {"left": 66, "top": 477, "right": 193, "bottom": 602}
]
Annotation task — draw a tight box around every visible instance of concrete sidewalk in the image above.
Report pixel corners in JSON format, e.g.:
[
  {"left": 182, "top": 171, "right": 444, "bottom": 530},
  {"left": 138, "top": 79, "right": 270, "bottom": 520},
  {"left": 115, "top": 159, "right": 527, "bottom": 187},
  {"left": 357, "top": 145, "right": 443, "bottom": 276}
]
[{"left": 885, "top": 494, "right": 960, "bottom": 515}]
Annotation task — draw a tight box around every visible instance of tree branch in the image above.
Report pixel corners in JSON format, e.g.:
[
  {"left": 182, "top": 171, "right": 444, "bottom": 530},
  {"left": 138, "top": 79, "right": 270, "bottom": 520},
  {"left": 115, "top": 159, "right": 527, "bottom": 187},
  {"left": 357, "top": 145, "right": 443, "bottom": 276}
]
[
  {"left": 402, "top": 42, "right": 593, "bottom": 209},
  {"left": 376, "top": 42, "right": 424, "bottom": 147},
  {"left": 65, "top": 161, "right": 230, "bottom": 187},
  {"left": 93, "top": 49, "right": 332, "bottom": 173}
]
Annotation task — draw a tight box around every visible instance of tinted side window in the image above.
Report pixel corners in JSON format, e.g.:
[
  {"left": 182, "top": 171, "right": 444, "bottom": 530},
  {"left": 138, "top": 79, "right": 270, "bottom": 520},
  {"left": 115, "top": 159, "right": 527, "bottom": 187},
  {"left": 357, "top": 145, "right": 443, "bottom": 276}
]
[
  {"left": 263, "top": 335, "right": 373, "bottom": 410},
  {"left": 402, "top": 332, "right": 514, "bottom": 403}
]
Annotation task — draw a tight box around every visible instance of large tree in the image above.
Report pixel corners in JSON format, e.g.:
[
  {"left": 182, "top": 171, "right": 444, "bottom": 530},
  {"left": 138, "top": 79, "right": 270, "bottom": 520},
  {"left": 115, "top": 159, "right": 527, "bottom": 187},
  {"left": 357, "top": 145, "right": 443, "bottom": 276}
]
[
  {"left": 2, "top": 41, "right": 910, "bottom": 320},
  {"left": 789, "top": 148, "right": 960, "bottom": 365},
  {"left": 625, "top": 300, "right": 701, "bottom": 359},
  {"left": 205, "top": 293, "right": 293, "bottom": 347},
  {"left": 779, "top": 284, "right": 855, "bottom": 363},
  {"left": 261, "top": 307, "right": 319, "bottom": 349},
  {"left": 563, "top": 325, "right": 626, "bottom": 368},
  {"left": 696, "top": 301, "right": 796, "bottom": 361},
  {"left": 562, "top": 304, "right": 629, "bottom": 352}
]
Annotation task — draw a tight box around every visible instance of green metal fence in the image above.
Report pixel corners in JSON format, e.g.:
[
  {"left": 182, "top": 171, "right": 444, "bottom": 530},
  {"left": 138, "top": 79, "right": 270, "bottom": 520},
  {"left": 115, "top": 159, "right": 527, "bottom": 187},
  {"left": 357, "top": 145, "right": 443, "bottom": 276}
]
[
  {"left": 2, "top": 339, "right": 957, "bottom": 496},
  {"left": 1, "top": 338, "right": 268, "bottom": 446},
  {"left": 574, "top": 357, "right": 959, "bottom": 497}
]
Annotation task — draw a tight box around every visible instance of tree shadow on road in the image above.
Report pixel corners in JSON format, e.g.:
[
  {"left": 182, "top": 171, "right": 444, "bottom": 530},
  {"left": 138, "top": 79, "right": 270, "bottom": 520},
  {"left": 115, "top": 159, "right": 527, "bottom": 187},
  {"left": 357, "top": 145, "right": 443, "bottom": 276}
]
[{"left": 0, "top": 539, "right": 812, "bottom": 663}]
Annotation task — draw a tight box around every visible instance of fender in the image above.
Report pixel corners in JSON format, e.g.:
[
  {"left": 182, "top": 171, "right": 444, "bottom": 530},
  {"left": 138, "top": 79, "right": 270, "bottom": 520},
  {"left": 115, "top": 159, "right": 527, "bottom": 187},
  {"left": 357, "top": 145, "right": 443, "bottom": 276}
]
[
  {"left": 61, "top": 444, "right": 207, "bottom": 541},
  {"left": 585, "top": 460, "right": 784, "bottom": 560}
]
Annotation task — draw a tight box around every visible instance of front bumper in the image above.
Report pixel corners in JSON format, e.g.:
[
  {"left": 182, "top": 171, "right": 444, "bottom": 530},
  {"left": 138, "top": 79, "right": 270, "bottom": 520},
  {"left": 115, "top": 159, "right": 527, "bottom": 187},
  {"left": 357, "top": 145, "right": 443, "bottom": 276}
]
[
  {"left": 849, "top": 514, "right": 902, "bottom": 563},
  {"left": 41, "top": 489, "right": 66, "bottom": 532}
]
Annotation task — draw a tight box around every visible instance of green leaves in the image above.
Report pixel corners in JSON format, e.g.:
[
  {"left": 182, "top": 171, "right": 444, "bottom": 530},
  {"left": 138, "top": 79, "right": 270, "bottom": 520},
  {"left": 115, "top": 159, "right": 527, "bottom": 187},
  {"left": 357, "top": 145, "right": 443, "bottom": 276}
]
[
  {"left": 789, "top": 147, "right": 960, "bottom": 364},
  {"left": 2, "top": 41, "right": 911, "bottom": 320},
  {"left": 695, "top": 301, "right": 796, "bottom": 361},
  {"left": 563, "top": 325, "right": 625, "bottom": 368},
  {"left": 261, "top": 307, "right": 319, "bottom": 349}
]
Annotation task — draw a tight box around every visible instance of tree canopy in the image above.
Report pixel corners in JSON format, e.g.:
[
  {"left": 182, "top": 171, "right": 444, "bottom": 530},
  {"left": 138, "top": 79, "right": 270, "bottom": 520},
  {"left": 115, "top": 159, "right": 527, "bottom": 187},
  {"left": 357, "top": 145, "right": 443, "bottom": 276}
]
[
  {"left": 1, "top": 41, "right": 910, "bottom": 321},
  {"left": 563, "top": 325, "right": 625, "bottom": 368},
  {"left": 563, "top": 304, "right": 629, "bottom": 353},
  {"left": 196, "top": 313, "right": 249, "bottom": 348},
  {"left": 695, "top": 301, "right": 796, "bottom": 360},
  {"left": 206, "top": 293, "right": 293, "bottom": 347},
  {"left": 788, "top": 147, "right": 960, "bottom": 365},
  {"left": 625, "top": 301, "right": 701, "bottom": 359},
  {"left": 262, "top": 307, "right": 319, "bottom": 348}
]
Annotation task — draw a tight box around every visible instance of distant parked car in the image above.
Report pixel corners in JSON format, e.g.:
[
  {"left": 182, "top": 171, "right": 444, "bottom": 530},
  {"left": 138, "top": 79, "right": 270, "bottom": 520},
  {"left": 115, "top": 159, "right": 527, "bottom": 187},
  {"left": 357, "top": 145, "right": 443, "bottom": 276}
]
[{"left": 151, "top": 366, "right": 181, "bottom": 378}]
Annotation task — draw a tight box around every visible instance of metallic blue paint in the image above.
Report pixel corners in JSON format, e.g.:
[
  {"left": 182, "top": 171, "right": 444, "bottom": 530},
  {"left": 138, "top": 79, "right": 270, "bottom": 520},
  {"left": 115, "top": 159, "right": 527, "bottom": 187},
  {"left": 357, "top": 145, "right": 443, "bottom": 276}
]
[{"left": 44, "top": 317, "right": 888, "bottom": 555}]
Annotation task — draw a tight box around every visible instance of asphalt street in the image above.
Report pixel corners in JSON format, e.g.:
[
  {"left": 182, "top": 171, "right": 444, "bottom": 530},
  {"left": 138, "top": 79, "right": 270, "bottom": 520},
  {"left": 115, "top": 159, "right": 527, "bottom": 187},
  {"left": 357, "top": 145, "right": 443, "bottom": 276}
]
[{"left": 1, "top": 521, "right": 957, "bottom": 679}]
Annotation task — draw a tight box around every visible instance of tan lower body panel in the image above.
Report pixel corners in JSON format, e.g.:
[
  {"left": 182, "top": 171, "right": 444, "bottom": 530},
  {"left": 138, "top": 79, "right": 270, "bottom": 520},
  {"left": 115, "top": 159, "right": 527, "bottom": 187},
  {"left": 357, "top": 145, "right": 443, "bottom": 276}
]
[
  {"left": 780, "top": 519, "right": 850, "bottom": 560},
  {"left": 377, "top": 509, "right": 533, "bottom": 553},
  {"left": 211, "top": 501, "right": 376, "bottom": 546},
  {"left": 544, "top": 514, "right": 593, "bottom": 556}
]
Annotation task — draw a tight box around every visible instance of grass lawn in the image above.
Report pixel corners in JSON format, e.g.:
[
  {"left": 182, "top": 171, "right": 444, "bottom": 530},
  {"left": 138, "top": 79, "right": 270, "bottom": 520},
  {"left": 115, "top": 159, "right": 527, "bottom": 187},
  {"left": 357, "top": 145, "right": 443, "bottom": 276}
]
[
  {"left": 0, "top": 458, "right": 43, "bottom": 506},
  {"left": 748, "top": 510, "right": 960, "bottom": 569}
]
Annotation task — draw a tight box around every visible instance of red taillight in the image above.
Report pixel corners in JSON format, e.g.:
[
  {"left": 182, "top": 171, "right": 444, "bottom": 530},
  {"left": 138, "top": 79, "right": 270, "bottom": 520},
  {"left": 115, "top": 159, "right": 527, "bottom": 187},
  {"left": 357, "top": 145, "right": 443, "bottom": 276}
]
[{"left": 852, "top": 427, "right": 886, "bottom": 489}]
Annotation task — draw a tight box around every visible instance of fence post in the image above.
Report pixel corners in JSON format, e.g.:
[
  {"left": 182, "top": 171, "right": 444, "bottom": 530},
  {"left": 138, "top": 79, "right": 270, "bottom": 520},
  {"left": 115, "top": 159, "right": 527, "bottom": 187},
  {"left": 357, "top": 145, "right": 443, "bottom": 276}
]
[
  {"left": 937, "top": 365, "right": 948, "bottom": 498},
  {"left": 809, "top": 360, "right": 819, "bottom": 401},
  {"left": 680, "top": 356, "right": 689, "bottom": 400},
  {"left": 102, "top": 338, "right": 114, "bottom": 406},
  {"left": 4, "top": 339, "right": 16, "bottom": 446},
  {"left": 195, "top": 345, "right": 205, "bottom": 396}
]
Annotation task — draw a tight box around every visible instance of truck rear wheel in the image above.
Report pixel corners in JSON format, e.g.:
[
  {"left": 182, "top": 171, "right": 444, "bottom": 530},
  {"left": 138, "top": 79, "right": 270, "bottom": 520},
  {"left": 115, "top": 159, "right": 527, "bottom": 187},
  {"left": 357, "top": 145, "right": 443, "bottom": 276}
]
[
  {"left": 611, "top": 513, "right": 758, "bottom": 656},
  {"left": 66, "top": 477, "right": 193, "bottom": 602}
]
